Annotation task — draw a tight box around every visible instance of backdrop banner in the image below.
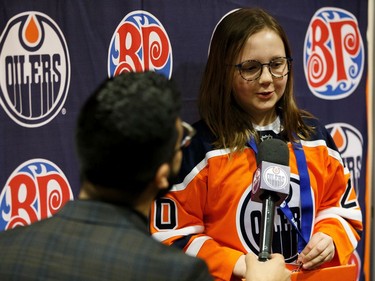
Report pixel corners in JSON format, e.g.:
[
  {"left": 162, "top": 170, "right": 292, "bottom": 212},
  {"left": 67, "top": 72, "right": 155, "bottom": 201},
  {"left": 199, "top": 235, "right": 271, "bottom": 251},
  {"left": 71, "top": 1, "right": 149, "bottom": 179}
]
[{"left": 0, "top": 1, "right": 369, "bottom": 280}]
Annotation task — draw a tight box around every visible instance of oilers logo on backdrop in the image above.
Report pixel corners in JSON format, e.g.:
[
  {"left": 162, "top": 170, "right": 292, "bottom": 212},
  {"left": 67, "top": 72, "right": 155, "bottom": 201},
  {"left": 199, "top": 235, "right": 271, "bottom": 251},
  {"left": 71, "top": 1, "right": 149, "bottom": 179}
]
[
  {"left": 237, "top": 177, "right": 300, "bottom": 263},
  {"left": 108, "top": 10, "right": 172, "bottom": 78},
  {"left": 326, "top": 123, "right": 363, "bottom": 197},
  {"left": 0, "top": 159, "right": 73, "bottom": 231},
  {"left": 327, "top": 123, "right": 363, "bottom": 278},
  {"left": 303, "top": 8, "right": 364, "bottom": 100},
  {"left": 0, "top": 12, "right": 70, "bottom": 128}
]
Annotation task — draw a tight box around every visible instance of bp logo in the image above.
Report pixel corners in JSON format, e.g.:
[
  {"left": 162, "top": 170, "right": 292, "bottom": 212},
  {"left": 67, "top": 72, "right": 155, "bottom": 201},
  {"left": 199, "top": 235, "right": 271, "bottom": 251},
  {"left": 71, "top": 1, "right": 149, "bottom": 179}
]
[
  {"left": 0, "top": 159, "right": 73, "bottom": 231},
  {"left": 0, "top": 12, "right": 71, "bottom": 127},
  {"left": 108, "top": 10, "right": 172, "bottom": 78},
  {"left": 303, "top": 7, "right": 364, "bottom": 100}
]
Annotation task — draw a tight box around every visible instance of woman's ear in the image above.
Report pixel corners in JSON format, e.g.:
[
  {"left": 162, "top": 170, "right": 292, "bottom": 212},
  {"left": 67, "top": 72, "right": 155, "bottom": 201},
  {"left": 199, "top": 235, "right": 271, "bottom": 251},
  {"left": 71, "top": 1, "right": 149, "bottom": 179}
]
[{"left": 154, "top": 163, "right": 170, "bottom": 190}]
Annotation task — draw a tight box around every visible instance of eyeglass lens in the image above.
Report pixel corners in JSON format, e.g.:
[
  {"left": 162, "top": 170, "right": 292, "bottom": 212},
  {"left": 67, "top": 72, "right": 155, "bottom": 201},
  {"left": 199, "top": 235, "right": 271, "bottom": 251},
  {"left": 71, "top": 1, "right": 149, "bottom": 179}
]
[{"left": 238, "top": 57, "right": 290, "bottom": 81}]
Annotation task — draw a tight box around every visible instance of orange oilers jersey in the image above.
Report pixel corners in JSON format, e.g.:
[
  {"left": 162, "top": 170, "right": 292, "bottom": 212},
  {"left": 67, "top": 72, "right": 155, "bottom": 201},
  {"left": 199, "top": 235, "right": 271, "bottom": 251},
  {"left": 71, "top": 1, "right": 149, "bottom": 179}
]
[{"left": 150, "top": 118, "right": 363, "bottom": 281}]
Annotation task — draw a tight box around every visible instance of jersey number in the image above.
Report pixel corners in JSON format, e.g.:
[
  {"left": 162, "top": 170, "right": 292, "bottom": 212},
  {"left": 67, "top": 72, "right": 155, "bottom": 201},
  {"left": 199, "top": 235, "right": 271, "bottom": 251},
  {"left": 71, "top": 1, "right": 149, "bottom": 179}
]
[
  {"left": 340, "top": 180, "right": 358, "bottom": 209},
  {"left": 154, "top": 197, "right": 177, "bottom": 229}
]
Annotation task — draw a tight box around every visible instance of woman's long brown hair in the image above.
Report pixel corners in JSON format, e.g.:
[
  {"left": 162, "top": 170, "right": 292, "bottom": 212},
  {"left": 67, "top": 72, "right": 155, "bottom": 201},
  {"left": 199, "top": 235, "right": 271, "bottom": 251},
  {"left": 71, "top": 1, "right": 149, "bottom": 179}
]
[{"left": 199, "top": 8, "right": 315, "bottom": 151}]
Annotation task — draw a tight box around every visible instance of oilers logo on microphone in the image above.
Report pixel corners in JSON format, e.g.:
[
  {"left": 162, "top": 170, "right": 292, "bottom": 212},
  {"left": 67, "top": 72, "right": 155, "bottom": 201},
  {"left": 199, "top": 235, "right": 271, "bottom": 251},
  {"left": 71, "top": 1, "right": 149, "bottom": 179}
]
[
  {"left": 237, "top": 174, "right": 301, "bottom": 263},
  {"left": 263, "top": 166, "right": 288, "bottom": 190}
]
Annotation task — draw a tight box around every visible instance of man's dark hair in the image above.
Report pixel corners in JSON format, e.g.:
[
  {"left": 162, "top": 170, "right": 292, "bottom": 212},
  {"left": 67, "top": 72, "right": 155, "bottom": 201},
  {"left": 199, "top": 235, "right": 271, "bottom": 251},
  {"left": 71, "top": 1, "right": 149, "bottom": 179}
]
[{"left": 76, "top": 71, "right": 181, "bottom": 195}]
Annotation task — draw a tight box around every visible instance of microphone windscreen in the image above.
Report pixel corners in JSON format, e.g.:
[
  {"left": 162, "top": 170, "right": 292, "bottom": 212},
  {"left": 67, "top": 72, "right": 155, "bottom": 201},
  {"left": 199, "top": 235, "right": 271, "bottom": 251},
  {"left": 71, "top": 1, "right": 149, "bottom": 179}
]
[{"left": 256, "top": 139, "right": 289, "bottom": 166}]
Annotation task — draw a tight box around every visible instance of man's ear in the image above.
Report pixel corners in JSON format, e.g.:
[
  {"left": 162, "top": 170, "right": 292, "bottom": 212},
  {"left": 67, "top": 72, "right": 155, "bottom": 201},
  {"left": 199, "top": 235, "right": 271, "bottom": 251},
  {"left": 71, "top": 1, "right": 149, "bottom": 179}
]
[{"left": 154, "top": 163, "right": 170, "bottom": 190}]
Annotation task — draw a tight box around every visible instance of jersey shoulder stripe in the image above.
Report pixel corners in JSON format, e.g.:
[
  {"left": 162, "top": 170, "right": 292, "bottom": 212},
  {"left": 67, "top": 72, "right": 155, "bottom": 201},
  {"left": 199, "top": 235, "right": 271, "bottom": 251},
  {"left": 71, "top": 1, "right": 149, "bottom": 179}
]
[
  {"left": 172, "top": 148, "right": 230, "bottom": 192},
  {"left": 301, "top": 139, "right": 344, "bottom": 166}
]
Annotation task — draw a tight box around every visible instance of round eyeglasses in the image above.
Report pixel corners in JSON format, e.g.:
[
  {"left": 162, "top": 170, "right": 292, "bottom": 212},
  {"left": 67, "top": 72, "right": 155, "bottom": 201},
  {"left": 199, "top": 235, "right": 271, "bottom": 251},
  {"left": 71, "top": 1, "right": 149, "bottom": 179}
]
[{"left": 234, "top": 57, "right": 293, "bottom": 82}]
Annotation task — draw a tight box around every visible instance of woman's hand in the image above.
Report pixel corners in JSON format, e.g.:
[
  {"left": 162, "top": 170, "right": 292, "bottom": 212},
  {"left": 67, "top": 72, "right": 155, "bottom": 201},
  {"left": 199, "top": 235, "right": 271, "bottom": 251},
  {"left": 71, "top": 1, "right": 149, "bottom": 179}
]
[{"left": 297, "top": 232, "right": 335, "bottom": 270}]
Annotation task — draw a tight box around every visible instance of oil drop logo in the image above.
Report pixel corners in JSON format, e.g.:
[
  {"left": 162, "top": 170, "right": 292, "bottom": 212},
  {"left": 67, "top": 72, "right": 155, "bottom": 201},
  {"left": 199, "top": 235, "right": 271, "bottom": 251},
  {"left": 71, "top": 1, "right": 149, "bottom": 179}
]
[
  {"left": 326, "top": 123, "right": 363, "bottom": 196},
  {"left": 0, "top": 12, "right": 71, "bottom": 127}
]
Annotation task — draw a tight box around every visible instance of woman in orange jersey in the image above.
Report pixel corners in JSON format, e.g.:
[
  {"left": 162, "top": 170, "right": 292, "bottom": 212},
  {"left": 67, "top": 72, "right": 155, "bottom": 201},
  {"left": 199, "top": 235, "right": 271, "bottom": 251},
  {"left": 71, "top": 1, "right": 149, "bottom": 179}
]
[{"left": 150, "top": 8, "right": 362, "bottom": 281}]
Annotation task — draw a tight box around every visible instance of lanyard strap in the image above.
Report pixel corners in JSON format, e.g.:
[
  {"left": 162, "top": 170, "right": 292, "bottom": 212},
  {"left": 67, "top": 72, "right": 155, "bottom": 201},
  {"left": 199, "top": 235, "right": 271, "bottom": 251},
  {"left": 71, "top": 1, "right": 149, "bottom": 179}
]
[
  {"left": 286, "top": 141, "right": 313, "bottom": 253},
  {"left": 248, "top": 137, "right": 258, "bottom": 154},
  {"left": 248, "top": 138, "right": 313, "bottom": 253}
]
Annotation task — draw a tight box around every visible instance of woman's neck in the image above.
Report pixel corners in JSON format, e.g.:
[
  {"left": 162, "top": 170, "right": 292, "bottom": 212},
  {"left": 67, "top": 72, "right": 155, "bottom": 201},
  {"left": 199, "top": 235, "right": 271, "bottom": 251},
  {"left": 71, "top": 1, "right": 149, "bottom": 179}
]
[{"left": 251, "top": 111, "right": 278, "bottom": 126}]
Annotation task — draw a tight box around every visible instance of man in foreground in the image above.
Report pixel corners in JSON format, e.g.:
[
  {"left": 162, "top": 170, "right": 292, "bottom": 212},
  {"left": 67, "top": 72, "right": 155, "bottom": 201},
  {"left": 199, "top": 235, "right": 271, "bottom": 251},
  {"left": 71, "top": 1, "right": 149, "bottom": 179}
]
[{"left": 0, "top": 71, "right": 290, "bottom": 281}]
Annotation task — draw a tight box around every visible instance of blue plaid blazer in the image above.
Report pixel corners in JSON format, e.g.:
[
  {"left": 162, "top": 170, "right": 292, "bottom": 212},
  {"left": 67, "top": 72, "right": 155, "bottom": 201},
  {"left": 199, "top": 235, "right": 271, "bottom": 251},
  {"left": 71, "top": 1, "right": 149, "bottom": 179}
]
[{"left": 0, "top": 200, "right": 212, "bottom": 281}]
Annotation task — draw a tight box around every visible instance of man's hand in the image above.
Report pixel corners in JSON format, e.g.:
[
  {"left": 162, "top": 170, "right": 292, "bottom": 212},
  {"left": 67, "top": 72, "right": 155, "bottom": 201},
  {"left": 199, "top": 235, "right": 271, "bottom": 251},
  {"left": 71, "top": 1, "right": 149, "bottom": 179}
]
[
  {"left": 233, "top": 255, "right": 246, "bottom": 279},
  {"left": 245, "top": 253, "right": 291, "bottom": 281},
  {"left": 297, "top": 232, "right": 335, "bottom": 270}
]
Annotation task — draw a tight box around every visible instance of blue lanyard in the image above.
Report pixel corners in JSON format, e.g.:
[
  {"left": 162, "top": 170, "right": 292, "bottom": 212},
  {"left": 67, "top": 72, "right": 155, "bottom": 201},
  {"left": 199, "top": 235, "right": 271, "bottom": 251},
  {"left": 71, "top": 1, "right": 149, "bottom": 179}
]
[
  {"left": 288, "top": 141, "right": 313, "bottom": 253},
  {"left": 248, "top": 138, "right": 313, "bottom": 253}
]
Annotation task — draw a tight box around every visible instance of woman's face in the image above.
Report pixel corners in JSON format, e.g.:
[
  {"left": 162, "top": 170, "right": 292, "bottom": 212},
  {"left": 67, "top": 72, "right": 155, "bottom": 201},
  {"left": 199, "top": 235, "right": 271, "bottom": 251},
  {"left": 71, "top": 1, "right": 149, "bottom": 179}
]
[{"left": 232, "top": 29, "right": 288, "bottom": 125}]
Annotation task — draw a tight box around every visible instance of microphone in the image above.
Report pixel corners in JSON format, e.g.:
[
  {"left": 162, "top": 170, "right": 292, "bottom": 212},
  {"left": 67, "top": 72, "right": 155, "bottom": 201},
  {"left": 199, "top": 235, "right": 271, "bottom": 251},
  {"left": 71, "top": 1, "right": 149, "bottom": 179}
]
[{"left": 251, "top": 138, "right": 290, "bottom": 261}]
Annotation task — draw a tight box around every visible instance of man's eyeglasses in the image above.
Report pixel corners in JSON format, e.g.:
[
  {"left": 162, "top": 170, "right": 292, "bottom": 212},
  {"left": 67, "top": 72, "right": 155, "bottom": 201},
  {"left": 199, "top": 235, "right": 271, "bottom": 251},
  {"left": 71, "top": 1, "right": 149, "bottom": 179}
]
[
  {"left": 180, "top": 121, "right": 196, "bottom": 149},
  {"left": 234, "top": 57, "right": 293, "bottom": 82}
]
